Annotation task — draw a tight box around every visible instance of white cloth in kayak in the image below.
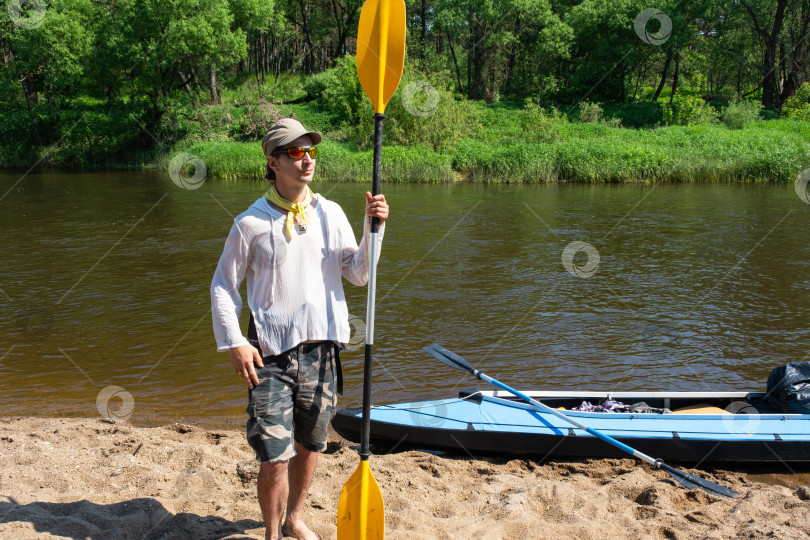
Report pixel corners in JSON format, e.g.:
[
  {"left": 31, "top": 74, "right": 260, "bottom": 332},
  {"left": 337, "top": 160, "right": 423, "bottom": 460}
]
[{"left": 211, "top": 194, "right": 383, "bottom": 356}]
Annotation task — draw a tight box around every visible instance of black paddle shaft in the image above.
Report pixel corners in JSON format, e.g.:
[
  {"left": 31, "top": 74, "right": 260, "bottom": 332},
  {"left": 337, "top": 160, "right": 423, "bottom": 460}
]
[
  {"left": 370, "top": 113, "right": 385, "bottom": 231},
  {"left": 359, "top": 113, "right": 386, "bottom": 460}
]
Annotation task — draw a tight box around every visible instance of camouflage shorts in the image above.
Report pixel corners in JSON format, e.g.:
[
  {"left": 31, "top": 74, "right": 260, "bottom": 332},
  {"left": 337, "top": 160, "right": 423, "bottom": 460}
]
[{"left": 246, "top": 341, "right": 339, "bottom": 463}]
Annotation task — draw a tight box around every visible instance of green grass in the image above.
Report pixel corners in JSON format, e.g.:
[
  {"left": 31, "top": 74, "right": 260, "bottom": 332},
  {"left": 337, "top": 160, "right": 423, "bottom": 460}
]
[
  {"left": 184, "top": 140, "right": 454, "bottom": 183},
  {"left": 450, "top": 115, "right": 810, "bottom": 183},
  {"left": 181, "top": 117, "right": 809, "bottom": 184}
]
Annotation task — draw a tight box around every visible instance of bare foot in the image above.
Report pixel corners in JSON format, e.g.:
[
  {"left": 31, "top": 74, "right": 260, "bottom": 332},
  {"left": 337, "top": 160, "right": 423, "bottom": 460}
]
[{"left": 282, "top": 518, "right": 319, "bottom": 540}]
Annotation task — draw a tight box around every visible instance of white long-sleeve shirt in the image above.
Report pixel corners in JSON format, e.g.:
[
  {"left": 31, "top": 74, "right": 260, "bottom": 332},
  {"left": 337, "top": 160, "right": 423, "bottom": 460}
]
[{"left": 211, "top": 194, "right": 383, "bottom": 356}]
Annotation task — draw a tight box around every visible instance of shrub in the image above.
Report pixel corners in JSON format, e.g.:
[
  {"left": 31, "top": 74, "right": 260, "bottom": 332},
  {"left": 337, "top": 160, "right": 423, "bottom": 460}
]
[
  {"left": 519, "top": 101, "right": 567, "bottom": 143},
  {"left": 361, "top": 76, "right": 481, "bottom": 151},
  {"left": 303, "top": 55, "right": 366, "bottom": 126},
  {"left": 782, "top": 83, "right": 810, "bottom": 120},
  {"left": 230, "top": 99, "right": 281, "bottom": 141},
  {"left": 574, "top": 100, "right": 621, "bottom": 127},
  {"left": 662, "top": 95, "right": 719, "bottom": 126},
  {"left": 720, "top": 100, "right": 762, "bottom": 129},
  {"left": 578, "top": 100, "right": 603, "bottom": 123}
]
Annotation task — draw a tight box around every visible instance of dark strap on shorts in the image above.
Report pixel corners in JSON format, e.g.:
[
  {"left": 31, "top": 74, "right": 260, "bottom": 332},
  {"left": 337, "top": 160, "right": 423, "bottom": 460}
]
[
  {"left": 247, "top": 313, "right": 262, "bottom": 355},
  {"left": 333, "top": 341, "right": 343, "bottom": 396}
]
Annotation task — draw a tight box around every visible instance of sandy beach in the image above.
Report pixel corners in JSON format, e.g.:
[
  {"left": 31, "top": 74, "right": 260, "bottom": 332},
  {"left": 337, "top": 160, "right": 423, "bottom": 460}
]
[{"left": 1, "top": 416, "right": 809, "bottom": 539}]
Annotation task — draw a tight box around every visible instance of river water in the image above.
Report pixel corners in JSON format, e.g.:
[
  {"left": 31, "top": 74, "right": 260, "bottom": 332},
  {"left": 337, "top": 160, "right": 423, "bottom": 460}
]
[{"left": 1, "top": 171, "right": 808, "bottom": 428}]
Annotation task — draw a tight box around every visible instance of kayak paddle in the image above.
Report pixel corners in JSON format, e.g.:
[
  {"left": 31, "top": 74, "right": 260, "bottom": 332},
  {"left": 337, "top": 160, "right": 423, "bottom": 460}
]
[
  {"left": 423, "top": 344, "right": 739, "bottom": 498},
  {"left": 337, "top": 2, "right": 406, "bottom": 539}
]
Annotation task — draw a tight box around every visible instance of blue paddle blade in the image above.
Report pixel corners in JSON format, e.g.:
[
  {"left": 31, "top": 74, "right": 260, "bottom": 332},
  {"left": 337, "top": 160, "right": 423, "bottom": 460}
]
[
  {"left": 424, "top": 343, "right": 740, "bottom": 499},
  {"left": 423, "top": 344, "right": 475, "bottom": 375},
  {"left": 658, "top": 463, "right": 739, "bottom": 498}
]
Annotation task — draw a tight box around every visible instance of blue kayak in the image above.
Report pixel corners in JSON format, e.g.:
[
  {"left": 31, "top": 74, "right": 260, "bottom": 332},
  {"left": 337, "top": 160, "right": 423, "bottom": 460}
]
[{"left": 331, "top": 390, "right": 810, "bottom": 463}]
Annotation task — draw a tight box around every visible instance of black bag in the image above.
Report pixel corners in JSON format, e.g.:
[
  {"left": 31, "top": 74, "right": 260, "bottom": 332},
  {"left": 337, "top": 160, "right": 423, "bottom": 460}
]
[{"left": 766, "top": 363, "right": 810, "bottom": 414}]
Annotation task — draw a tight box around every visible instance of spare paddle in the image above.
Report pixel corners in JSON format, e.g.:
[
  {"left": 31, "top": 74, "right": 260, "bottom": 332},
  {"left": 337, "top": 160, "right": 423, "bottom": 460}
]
[
  {"left": 337, "top": 2, "right": 405, "bottom": 539},
  {"left": 423, "top": 344, "right": 739, "bottom": 499}
]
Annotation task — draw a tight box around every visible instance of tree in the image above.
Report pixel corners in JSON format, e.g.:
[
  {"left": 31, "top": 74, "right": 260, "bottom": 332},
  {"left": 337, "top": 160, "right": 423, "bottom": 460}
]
[
  {"left": 739, "top": 0, "right": 810, "bottom": 109},
  {"left": 1, "top": 0, "right": 95, "bottom": 145},
  {"left": 95, "top": 0, "right": 247, "bottom": 140},
  {"left": 434, "top": 0, "right": 567, "bottom": 101}
]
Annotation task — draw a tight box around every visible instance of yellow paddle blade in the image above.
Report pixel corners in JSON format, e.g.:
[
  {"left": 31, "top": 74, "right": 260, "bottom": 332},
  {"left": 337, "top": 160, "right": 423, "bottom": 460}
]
[
  {"left": 337, "top": 460, "right": 385, "bottom": 540},
  {"left": 356, "top": 0, "right": 406, "bottom": 114}
]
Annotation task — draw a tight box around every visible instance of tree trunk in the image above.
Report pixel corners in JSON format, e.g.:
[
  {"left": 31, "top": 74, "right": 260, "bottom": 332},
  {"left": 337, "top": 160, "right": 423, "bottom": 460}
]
[
  {"left": 632, "top": 60, "right": 647, "bottom": 101},
  {"left": 468, "top": 23, "right": 490, "bottom": 100},
  {"left": 505, "top": 16, "right": 520, "bottom": 95},
  {"left": 742, "top": 0, "right": 787, "bottom": 109},
  {"left": 669, "top": 52, "right": 680, "bottom": 103},
  {"left": 446, "top": 31, "right": 464, "bottom": 94},
  {"left": 298, "top": 0, "right": 316, "bottom": 74},
  {"left": 620, "top": 66, "right": 627, "bottom": 102},
  {"left": 209, "top": 63, "right": 221, "bottom": 104},
  {"left": 776, "top": 2, "right": 810, "bottom": 109},
  {"left": 20, "top": 73, "right": 43, "bottom": 146},
  {"left": 421, "top": 0, "right": 427, "bottom": 42},
  {"left": 262, "top": 32, "right": 268, "bottom": 85},
  {"left": 762, "top": 0, "right": 787, "bottom": 109},
  {"left": 177, "top": 69, "right": 194, "bottom": 97},
  {"left": 253, "top": 33, "right": 258, "bottom": 75},
  {"left": 334, "top": 0, "right": 360, "bottom": 59},
  {"left": 652, "top": 51, "right": 672, "bottom": 101}
]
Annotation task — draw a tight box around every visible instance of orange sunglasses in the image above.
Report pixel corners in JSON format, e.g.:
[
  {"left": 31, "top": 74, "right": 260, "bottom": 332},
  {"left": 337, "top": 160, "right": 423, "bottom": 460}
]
[{"left": 273, "top": 146, "right": 318, "bottom": 159}]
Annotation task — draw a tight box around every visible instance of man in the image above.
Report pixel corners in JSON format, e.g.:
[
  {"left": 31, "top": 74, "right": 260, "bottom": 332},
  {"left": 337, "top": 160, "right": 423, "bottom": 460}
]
[{"left": 211, "top": 118, "right": 389, "bottom": 540}]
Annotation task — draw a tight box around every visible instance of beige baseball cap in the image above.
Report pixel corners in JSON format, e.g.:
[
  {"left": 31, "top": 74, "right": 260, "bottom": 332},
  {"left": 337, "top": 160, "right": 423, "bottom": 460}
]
[{"left": 261, "top": 118, "right": 322, "bottom": 156}]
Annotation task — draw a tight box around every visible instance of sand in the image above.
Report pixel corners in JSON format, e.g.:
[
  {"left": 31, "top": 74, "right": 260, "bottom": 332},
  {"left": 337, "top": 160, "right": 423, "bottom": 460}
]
[{"left": 1, "top": 416, "right": 809, "bottom": 539}]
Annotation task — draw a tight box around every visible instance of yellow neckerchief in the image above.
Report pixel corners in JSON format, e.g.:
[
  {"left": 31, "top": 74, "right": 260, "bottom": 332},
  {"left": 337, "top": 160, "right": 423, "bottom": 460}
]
[{"left": 264, "top": 185, "right": 313, "bottom": 239}]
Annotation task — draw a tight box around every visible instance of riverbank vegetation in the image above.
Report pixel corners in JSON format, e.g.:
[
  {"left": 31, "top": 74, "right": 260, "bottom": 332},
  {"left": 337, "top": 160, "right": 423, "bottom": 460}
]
[{"left": 2, "top": 0, "right": 809, "bottom": 183}]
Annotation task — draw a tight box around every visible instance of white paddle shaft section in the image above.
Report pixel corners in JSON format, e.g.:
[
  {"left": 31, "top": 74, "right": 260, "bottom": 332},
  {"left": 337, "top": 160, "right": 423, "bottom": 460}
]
[{"left": 365, "top": 232, "right": 379, "bottom": 345}]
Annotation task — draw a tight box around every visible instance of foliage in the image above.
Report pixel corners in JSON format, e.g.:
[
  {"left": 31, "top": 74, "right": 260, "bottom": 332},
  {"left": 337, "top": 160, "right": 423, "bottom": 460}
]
[
  {"left": 574, "top": 101, "right": 622, "bottom": 126},
  {"left": 303, "top": 55, "right": 366, "bottom": 126},
  {"left": 662, "top": 96, "right": 719, "bottom": 126},
  {"left": 720, "top": 100, "right": 762, "bottom": 130},
  {"left": 2, "top": 0, "right": 809, "bottom": 179},
  {"left": 782, "top": 83, "right": 810, "bottom": 120},
  {"left": 303, "top": 55, "right": 481, "bottom": 151},
  {"left": 519, "top": 101, "right": 567, "bottom": 143}
]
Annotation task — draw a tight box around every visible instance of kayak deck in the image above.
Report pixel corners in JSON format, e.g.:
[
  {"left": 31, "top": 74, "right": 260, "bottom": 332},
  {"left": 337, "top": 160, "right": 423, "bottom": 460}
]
[{"left": 331, "top": 390, "right": 810, "bottom": 464}]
